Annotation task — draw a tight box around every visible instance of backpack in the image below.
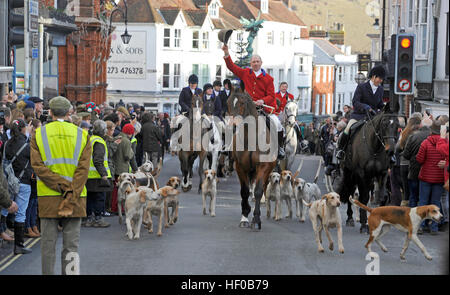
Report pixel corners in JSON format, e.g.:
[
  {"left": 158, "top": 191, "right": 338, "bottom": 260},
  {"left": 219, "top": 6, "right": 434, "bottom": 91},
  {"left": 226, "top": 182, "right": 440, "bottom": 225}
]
[{"left": 2, "top": 141, "right": 28, "bottom": 196}]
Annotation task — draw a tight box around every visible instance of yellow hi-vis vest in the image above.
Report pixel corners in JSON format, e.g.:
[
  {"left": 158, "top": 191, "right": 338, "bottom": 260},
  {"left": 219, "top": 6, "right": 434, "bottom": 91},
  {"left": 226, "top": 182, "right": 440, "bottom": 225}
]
[
  {"left": 35, "top": 121, "right": 89, "bottom": 197},
  {"left": 88, "top": 135, "right": 111, "bottom": 179},
  {"left": 128, "top": 136, "right": 137, "bottom": 173}
]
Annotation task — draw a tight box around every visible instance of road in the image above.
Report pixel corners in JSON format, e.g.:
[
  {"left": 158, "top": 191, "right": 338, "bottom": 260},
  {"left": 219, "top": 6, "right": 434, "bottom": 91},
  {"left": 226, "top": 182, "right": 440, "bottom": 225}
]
[{"left": 0, "top": 154, "right": 448, "bottom": 275}]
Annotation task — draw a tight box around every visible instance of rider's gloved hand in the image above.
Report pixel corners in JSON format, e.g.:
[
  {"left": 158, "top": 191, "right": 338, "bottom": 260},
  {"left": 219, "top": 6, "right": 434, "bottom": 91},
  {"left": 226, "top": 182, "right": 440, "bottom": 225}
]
[{"left": 367, "top": 108, "right": 377, "bottom": 117}]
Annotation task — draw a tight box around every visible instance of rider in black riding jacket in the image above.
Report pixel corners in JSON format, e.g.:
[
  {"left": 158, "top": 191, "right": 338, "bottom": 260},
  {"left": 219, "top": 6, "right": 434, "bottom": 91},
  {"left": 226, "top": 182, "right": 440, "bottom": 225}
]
[
  {"left": 179, "top": 74, "right": 203, "bottom": 116},
  {"left": 336, "top": 65, "right": 386, "bottom": 160}
]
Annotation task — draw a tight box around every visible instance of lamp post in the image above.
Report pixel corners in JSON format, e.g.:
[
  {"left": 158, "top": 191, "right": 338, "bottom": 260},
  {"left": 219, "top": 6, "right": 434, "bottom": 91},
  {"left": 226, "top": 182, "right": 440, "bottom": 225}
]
[{"left": 108, "top": 0, "right": 131, "bottom": 44}]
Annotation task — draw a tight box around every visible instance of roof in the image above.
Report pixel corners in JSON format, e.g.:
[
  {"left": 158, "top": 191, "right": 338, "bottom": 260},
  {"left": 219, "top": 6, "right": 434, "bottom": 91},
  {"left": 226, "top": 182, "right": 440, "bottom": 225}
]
[
  {"left": 211, "top": 8, "right": 242, "bottom": 29},
  {"left": 113, "top": 0, "right": 164, "bottom": 23},
  {"left": 158, "top": 7, "right": 181, "bottom": 25},
  {"left": 192, "top": 0, "right": 212, "bottom": 7},
  {"left": 183, "top": 9, "right": 207, "bottom": 26},
  {"left": 311, "top": 38, "right": 343, "bottom": 57},
  {"left": 220, "top": 0, "right": 305, "bottom": 27},
  {"left": 313, "top": 43, "right": 336, "bottom": 65}
]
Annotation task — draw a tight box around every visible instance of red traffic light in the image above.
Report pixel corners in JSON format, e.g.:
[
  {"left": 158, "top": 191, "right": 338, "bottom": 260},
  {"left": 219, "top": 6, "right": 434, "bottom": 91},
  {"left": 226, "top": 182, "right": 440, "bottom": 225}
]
[{"left": 400, "top": 38, "right": 411, "bottom": 48}]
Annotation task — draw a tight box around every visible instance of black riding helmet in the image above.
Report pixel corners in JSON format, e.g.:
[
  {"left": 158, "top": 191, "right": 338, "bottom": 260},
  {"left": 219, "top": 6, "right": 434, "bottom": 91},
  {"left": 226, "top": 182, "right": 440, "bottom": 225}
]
[
  {"left": 188, "top": 74, "right": 199, "bottom": 85},
  {"left": 203, "top": 83, "right": 213, "bottom": 93},
  {"left": 368, "top": 65, "right": 386, "bottom": 79}
]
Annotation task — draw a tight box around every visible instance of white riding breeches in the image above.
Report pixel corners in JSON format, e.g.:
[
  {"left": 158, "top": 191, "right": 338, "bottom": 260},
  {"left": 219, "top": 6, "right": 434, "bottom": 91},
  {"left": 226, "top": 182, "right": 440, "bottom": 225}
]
[{"left": 269, "top": 114, "right": 283, "bottom": 132}]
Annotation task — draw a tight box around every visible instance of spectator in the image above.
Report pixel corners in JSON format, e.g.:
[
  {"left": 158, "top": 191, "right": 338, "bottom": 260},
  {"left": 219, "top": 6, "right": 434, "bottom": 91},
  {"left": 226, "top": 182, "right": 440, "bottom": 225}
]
[
  {"left": 320, "top": 118, "right": 332, "bottom": 165},
  {"left": 142, "top": 112, "right": 162, "bottom": 170},
  {"left": 2, "top": 119, "right": 34, "bottom": 253},
  {"left": 416, "top": 120, "right": 445, "bottom": 235},
  {"left": 396, "top": 116, "right": 422, "bottom": 205},
  {"left": 83, "top": 120, "right": 112, "bottom": 228},
  {"left": 129, "top": 122, "right": 140, "bottom": 173},
  {"left": 28, "top": 96, "right": 45, "bottom": 122},
  {"left": 30, "top": 96, "right": 91, "bottom": 275},
  {"left": 436, "top": 123, "right": 449, "bottom": 231},
  {"left": 403, "top": 115, "right": 432, "bottom": 208},
  {"left": 117, "top": 106, "right": 130, "bottom": 130},
  {"left": 25, "top": 119, "right": 42, "bottom": 238},
  {"left": 104, "top": 112, "right": 121, "bottom": 137},
  {"left": 0, "top": 157, "right": 18, "bottom": 242},
  {"left": 179, "top": 74, "right": 202, "bottom": 115},
  {"left": 157, "top": 113, "right": 171, "bottom": 159},
  {"left": 104, "top": 120, "right": 121, "bottom": 215}
]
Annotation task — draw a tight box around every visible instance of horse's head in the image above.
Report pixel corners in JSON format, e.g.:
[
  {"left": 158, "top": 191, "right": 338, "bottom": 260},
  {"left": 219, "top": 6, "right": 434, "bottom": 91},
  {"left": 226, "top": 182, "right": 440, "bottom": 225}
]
[
  {"left": 284, "top": 101, "right": 298, "bottom": 125},
  {"left": 203, "top": 99, "right": 215, "bottom": 117},
  {"left": 373, "top": 103, "right": 401, "bottom": 156},
  {"left": 191, "top": 94, "right": 203, "bottom": 122},
  {"left": 227, "top": 87, "right": 257, "bottom": 119}
]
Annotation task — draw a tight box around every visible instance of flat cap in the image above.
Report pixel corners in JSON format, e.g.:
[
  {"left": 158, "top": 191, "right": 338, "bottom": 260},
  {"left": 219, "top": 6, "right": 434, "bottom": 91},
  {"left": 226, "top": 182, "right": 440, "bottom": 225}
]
[
  {"left": 117, "top": 106, "right": 130, "bottom": 118},
  {"left": 49, "top": 96, "right": 71, "bottom": 112}
]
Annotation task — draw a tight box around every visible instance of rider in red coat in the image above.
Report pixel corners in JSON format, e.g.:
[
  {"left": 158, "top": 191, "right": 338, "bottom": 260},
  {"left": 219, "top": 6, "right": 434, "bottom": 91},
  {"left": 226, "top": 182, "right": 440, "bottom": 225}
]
[
  {"left": 222, "top": 45, "right": 284, "bottom": 159},
  {"left": 275, "top": 82, "right": 302, "bottom": 143}
]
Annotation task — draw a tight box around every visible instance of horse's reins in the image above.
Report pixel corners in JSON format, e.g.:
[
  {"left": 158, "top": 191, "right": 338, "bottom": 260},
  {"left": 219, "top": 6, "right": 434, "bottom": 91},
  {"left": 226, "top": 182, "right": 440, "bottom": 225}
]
[{"left": 364, "top": 113, "right": 397, "bottom": 152}]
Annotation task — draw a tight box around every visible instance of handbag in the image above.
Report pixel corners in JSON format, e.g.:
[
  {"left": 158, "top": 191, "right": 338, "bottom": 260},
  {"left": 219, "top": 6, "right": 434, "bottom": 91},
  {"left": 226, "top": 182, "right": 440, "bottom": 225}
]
[{"left": 2, "top": 141, "right": 28, "bottom": 196}]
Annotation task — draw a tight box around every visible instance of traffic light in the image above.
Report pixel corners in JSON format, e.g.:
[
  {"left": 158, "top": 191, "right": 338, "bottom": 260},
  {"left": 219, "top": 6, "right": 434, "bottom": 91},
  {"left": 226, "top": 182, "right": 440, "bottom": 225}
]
[
  {"left": 8, "top": 0, "right": 25, "bottom": 47},
  {"left": 394, "top": 34, "right": 415, "bottom": 95},
  {"left": 43, "top": 32, "right": 54, "bottom": 62}
]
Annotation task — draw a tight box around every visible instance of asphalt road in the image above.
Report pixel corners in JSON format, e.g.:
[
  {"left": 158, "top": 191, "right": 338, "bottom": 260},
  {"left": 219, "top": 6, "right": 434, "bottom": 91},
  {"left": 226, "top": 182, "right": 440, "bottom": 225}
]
[{"left": 0, "top": 154, "right": 448, "bottom": 275}]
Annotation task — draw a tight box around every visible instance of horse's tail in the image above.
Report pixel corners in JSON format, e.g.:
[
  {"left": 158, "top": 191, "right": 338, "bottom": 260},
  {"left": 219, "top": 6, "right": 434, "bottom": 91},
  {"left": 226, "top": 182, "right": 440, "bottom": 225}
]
[{"left": 349, "top": 196, "right": 372, "bottom": 213}]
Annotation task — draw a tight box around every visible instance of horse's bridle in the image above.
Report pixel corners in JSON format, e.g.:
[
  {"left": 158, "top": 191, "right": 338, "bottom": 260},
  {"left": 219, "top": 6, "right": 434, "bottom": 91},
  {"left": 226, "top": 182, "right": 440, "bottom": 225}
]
[{"left": 366, "top": 113, "right": 398, "bottom": 150}]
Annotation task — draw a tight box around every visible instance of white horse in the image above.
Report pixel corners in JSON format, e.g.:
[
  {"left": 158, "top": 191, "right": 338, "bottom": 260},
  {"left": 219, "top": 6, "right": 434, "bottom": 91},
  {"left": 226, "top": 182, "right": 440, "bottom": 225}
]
[{"left": 280, "top": 101, "right": 298, "bottom": 172}]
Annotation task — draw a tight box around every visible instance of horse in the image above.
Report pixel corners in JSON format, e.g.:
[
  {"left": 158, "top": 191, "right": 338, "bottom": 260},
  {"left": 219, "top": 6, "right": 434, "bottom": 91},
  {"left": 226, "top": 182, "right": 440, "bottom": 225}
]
[
  {"left": 177, "top": 94, "right": 209, "bottom": 193},
  {"left": 227, "top": 86, "right": 278, "bottom": 230},
  {"left": 202, "top": 98, "right": 223, "bottom": 173},
  {"left": 335, "top": 103, "right": 400, "bottom": 234},
  {"left": 280, "top": 101, "right": 298, "bottom": 172}
]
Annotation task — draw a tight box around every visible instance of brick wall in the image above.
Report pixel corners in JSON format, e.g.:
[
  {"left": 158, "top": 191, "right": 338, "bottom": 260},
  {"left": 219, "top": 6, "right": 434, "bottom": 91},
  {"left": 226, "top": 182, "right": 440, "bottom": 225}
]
[
  {"left": 56, "top": 0, "right": 111, "bottom": 104},
  {"left": 311, "top": 65, "right": 335, "bottom": 115}
]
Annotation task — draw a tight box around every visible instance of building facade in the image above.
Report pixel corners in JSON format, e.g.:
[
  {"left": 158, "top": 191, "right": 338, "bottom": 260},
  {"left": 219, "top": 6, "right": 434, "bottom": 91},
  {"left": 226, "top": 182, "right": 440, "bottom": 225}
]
[{"left": 107, "top": 0, "right": 311, "bottom": 116}]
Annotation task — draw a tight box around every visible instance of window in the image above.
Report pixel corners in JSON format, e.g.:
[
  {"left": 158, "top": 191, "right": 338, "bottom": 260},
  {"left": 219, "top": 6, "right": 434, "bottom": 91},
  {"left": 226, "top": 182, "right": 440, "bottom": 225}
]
[
  {"left": 342, "top": 67, "right": 346, "bottom": 82},
  {"left": 267, "top": 31, "right": 274, "bottom": 45},
  {"left": 279, "top": 69, "right": 284, "bottom": 83},
  {"left": 289, "top": 32, "right": 293, "bottom": 46},
  {"left": 350, "top": 66, "right": 354, "bottom": 82},
  {"left": 287, "top": 69, "right": 291, "bottom": 88},
  {"left": 299, "top": 57, "right": 304, "bottom": 72},
  {"left": 328, "top": 94, "right": 332, "bottom": 114},
  {"left": 416, "top": 0, "right": 429, "bottom": 57},
  {"left": 338, "top": 67, "right": 342, "bottom": 81},
  {"left": 200, "top": 64, "right": 210, "bottom": 86},
  {"left": 261, "top": 0, "right": 268, "bottom": 14},
  {"left": 322, "top": 94, "right": 326, "bottom": 115},
  {"left": 315, "top": 67, "right": 320, "bottom": 82},
  {"left": 164, "top": 28, "right": 170, "bottom": 47},
  {"left": 237, "top": 32, "right": 243, "bottom": 41},
  {"left": 173, "top": 64, "right": 181, "bottom": 88},
  {"left": 323, "top": 67, "right": 326, "bottom": 83},
  {"left": 328, "top": 66, "right": 332, "bottom": 82},
  {"left": 202, "top": 32, "right": 209, "bottom": 50},
  {"left": 408, "top": 0, "right": 414, "bottom": 28},
  {"left": 280, "top": 31, "right": 285, "bottom": 46},
  {"left": 163, "top": 63, "right": 170, "bottom": 88},
  {"left": 192, "top": 31, "right": 199, "bottom": 49},
  {"left": 216, "top": 65, "right": 222, "bottom": 82},
  {"left": 314, "top": 94, "right": 320, "bottom": 115},
  {"left": 209, "top": 2, "right": 218, "bottom": 18},
  {"left": 337, "top": 93, "right": 343, "bottom": 112},
  {"left": 174, "top": 29, "right": 181, "bottom": 48},
  {"left": 267, "top": 68, "right": 273, "bottom": 77},
  {"left": 192, "top": 64, "right": 199, "bottom": 79}
]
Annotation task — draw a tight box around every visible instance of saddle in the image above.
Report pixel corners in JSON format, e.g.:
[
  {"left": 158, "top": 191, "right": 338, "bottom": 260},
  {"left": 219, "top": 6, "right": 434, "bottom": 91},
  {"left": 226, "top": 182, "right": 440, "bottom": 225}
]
[{"left": 348, "top": 120, "right": 365, "bottom": 141}]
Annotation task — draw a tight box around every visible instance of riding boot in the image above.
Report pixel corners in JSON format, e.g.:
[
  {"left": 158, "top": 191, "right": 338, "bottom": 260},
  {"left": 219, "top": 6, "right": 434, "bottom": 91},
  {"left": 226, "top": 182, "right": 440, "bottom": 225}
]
[
  {"left": 336, "top": 132, "right": 349, "bottom": 161},
  {"left": 278, "top": 131, "right": 285, "bottom": 160},
  {"left": 14, "top": 222, "right": 32, "bottom": 255}
]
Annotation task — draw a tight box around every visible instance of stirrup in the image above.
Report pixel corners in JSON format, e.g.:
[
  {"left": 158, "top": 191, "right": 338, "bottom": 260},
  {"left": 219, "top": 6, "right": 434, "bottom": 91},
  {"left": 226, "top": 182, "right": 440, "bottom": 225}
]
[{"left": 336, "top": 150, "right": 345, "bottom": 160}]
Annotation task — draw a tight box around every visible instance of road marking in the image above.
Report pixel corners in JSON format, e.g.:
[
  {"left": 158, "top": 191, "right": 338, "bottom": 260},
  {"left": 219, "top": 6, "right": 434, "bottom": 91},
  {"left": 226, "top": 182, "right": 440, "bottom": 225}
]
[
  {"left": 0, "top": 237, "right": 41, "bottom": 273},
  {"left": 0, "top": 238, "right": 33, "bottom": 266}
]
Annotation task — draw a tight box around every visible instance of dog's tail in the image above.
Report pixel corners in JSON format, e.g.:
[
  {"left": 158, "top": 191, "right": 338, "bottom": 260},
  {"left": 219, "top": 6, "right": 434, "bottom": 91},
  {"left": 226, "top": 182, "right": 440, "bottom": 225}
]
[
  {"left": 302, "top": 199, "right": 312, "bottom": 208},
  {"left": 151, "top": 158, "right": 163, "bottom": 178},
  {"left": 349, "top": 196, "right": 372, "bottom": 213},
  {"left": 293, "top": 159, "right": 304, "bottom": 179},
  {"left": 313, "top": 158, "right": 322, "bottom": 184}
]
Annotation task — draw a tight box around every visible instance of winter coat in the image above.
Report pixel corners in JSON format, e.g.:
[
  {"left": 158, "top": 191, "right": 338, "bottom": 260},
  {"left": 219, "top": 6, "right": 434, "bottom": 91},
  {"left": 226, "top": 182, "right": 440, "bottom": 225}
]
[
  {"left": 351, "top": 81, "right": 384, "bottom": 121},
  {"left": 142, "top": 121, "right": 162, "bottom": 153},
  {"left": 179, "top": 87, "right": 202, "bottom": 114},
  {"left": 224, "top": 55, "right": 277, "bottom": 114},
  {"left": 157, "top": 118, "right": 171, "bottom": 142},
  {"left": 403, "top": 127, "right": 431, "bottom": 180},
  {"left": 105, "top": 135, "right": 119, "bottom": 177},
  {"left": 129, "top": 136, "right": 138, "bottom": 172},
  {"left": 0, "top": 163, "right": 12, "bottom": 209},
  {"left": 113, "top": 132, "right": 133, "bottom": 176},
  {"left": 86, "top": 137, "right": 113, "bottom": 192},
  {"left": 214, "top": 90, "right": 229, "bottom": 117},
  {"left": 4, "top": 134, "right": 33, "bottom": 185},
  {"left": 416, "top": 134, "right": 446, "bottom": 184},
  {"left": 202, "top": 93, "right": 223, "bottom": 119},
  {"left": 436, "top": 137, "right": 449, "bottom": 183},
  {"left": 275, "top": 91, "right": 294, "bottom": 115}
]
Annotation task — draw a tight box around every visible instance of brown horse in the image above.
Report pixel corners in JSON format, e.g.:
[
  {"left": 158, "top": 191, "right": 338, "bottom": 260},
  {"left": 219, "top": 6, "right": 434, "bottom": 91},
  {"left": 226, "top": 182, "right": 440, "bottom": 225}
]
[
  {"left": 178, "top": 94, "right": 209, "bottom": 193},
  {"left": 227, "top": 87, "right": 277, "bottom": 230}
]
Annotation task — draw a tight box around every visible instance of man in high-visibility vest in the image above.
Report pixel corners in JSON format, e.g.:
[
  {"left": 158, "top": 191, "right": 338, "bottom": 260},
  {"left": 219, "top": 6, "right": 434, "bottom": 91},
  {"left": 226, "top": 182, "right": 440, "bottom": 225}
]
[
  {"left": 30, "top": 96, "right": 91, "bottom": 275},
  {"left": 83, "top": 120, "right": 113, "bottom": 228}
]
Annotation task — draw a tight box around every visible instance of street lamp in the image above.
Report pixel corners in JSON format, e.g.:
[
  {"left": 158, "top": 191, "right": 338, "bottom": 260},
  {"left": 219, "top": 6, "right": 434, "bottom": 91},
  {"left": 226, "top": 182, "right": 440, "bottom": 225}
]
[
  {"left": 373, "top": 18, "right": 380, "bottom": 30},
  {"left": 108, "top": 0, "right": 132, "bottom": 44}
]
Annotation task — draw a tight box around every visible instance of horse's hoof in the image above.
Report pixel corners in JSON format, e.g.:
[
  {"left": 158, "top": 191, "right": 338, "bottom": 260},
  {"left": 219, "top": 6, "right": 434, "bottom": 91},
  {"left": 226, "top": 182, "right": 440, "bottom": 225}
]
[
  {"left": 182, "top": 187, "right": 190, "bottom": 192},
  {"left": 346, "top": 219, "right": 355, "bottom": 227},
  {"left": 239, "top": 221, "right": 249, "bottom": 228},
  {"left": 250, "top": 221, "right": 262, "bottom": 230}
]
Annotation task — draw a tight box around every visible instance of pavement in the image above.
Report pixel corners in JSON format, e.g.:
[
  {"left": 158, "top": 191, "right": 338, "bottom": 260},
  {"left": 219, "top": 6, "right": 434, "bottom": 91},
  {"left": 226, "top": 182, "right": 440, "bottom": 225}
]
[{"left": 0, "top": 154, "right": 448, "bottom": 275}]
